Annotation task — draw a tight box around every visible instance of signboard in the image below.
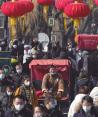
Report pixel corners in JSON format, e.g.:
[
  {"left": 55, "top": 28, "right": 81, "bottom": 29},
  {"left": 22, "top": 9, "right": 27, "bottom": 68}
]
[
  {"left": 48, "top": 17, "right": 55, "bottom": 27},
  {"left": 77, "top": 34, "right": 98, "bottom": 50}
]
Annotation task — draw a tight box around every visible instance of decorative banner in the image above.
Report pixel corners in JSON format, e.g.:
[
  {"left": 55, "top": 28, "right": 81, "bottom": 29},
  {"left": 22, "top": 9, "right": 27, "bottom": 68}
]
[{"left": 77, "top": 34, "right": 98, "bottom": 50}]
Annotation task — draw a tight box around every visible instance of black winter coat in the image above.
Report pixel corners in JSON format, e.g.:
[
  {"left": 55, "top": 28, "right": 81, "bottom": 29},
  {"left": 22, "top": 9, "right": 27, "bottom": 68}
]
[
  {"left": 5, "top": 107, "right": 33, "bottom": 117},
  {"left": 44, "top": 107, "right": 63, "bottom": 117},
  {"left": 1, "top": 93, "right": 13, "bottom": 112}
]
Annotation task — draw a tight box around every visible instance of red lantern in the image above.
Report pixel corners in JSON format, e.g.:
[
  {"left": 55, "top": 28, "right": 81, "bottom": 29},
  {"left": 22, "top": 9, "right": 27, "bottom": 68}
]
[
  {"left": 20, "top": 1, "right": 34, "bottom": 12},
  {"left": 55, "top": 0, "right": 73, "bottom": 11},
  {"left": 1, "top": 2, "right": 26, "bottom": 17},
  {"left": 64, "top": 1, "right": 90, "bottom": 42},
  {"left": 64, "top": 2, "right": 90, "bottom": 18},
  {"left": 1, "top": 1, "right": 34, "bottom": 17},
  {"left": 37, "top": 0, "right": 52, "bottom": 5},
  {"left": 94, "top": 0, "right": 98, "bottom": 6}
]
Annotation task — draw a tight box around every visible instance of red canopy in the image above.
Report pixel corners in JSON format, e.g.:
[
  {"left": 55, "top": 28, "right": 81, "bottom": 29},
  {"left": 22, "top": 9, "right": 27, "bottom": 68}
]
[
  {"left": 29, "top": 59, "right": 70, "bottom": 81},
  {"left": 77, "top": 34, "right": 98, "bottom": 50}
]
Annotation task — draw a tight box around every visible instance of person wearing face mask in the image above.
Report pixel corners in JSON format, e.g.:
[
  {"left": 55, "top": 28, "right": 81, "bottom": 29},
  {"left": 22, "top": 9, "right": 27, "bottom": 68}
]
[
  {"left": 23, "top": 45, "right": 32, "bottom": 64},
  {"left": 1, "top": 65, "right": 14, "bottom": 87},
  {"left": 16, "top": 64, "right": 23, "bottom": 75},
  {"left": 13, "top": 63, "right": 24, "bottom": 89},
  {"left": 67, "top": 42, "right": 75, "bottom": 59},
  {"left": 0, "top": 69, "right": 5, "bottom": 92},
  {"left": 11, "top": 41, "right": 18, "bottom": 58},
  {"left": 1, "top": 86, "right": 14, "bottom": 112},
  {"left": 44, "top": 96, "right": 63, "bottom": 117},
  {"left": 2, "top": 65, "right": 10, "bottom": 77},
  {"left": 5, "top": 95, "right": 33, "bottom": 117},
  {"left": 0, "top": 68, "right": 13, "bottom": 93},
  {"left": 42, "top": 66, "right": 64, "bottom": 99},
  {"left": 14, "top": 75, "right": 38, "bottom": 111},
  {"left": 0, "top": 40, "right": 7, "bottom": 51},
  {"left": 33, "top": 106, "right": 45, "bottom": 117},
  {"left": 73, "top": 96, "right": 98, "bottom": 117}
]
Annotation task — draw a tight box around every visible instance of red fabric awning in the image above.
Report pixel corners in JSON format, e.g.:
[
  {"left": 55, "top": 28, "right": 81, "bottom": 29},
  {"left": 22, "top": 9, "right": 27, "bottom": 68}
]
[
  {"left": 29, "top": 59, "right": 70, "bottom": 68},
  {"left": 29, "top": 59, "right": 70, "bottom": 81},
  {"left": 77, "top": 34, "right": 98, "bottom": 50}
]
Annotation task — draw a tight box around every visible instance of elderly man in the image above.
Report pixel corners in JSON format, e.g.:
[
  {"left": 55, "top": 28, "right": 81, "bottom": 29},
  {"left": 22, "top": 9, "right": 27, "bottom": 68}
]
[{"left": 42, "top": 66, "right": 65, "bottom": 99}]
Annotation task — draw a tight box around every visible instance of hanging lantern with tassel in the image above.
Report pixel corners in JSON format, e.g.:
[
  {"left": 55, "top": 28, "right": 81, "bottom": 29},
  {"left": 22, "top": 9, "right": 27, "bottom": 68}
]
[
  {"left": 1, "top": 0, "right": 34, "bottom": 45},
  {"left": 55, "top": 0, "right": 73, "bottom": 29},
  {"left": 64, "top": 1, "right": 90, "bottom": 42}
]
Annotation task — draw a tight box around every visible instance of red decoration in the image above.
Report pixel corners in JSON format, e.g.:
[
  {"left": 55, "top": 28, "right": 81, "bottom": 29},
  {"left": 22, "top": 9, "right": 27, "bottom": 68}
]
[
  {"left": 94, "top": 0, "right": 98, "bottom": 6},
  {"left": 1, "top": 1, "right": 34, "bottom": 17},
  {"left": 37, "top": 0, "right": 52, "bottom": 5},
  {"left": 55, "top": 0, "right": 73, "bottom": 11},
  {"left": 64, "top": 2, "right": 90, "bottom": 18},
  {"left": 20, "top": 1, "right": 34, "bottom": 12},
  {"left": 77, "top": 34, "right": 98, "bottom": 50}
]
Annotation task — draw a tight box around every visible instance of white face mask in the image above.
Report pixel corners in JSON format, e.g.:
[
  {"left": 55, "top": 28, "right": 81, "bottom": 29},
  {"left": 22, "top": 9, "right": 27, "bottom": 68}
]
[
  {"left": 0, "top": 74, "right": 5, "bottom": 80},
  {"left": 82, "top": 106, "right": 92, "bottom": 112},
  {"left": 68, "top": 48, "right": 72, "bottom": 51},
  {"left": 0, "top": 47, "right": 2, "bottom": 51},
  {"left": 79, "top": 52, "right": 82, "bottom": 56},
  {"left": 34, "top": 112, "right": 43, "bottom": 117},
  {"left": 47, "top": 100, "right": 57, "bottom": 109},
  {"left": 32, "top": 55, "right": 37, "bottom": 58},
  {"left": 7, "top": 91, "right": 12, "bottom": 96},
  {"left": 13, "top": 45, "right": 17, "bottom": 48},
  {"left": 48, "top": 104, "right": 55, "bottom": 109},
  {"left": 1, "top": 42, "right": 5, "bottom": 45},
  {"left": 16, "top": 69, "right": 22, "bottom": 74},
  {"left": 24, "top": 81, "right": 30, "bottom": 86},
  {"left": 14, "top": 104, "right": 24, "bottom": 111}
]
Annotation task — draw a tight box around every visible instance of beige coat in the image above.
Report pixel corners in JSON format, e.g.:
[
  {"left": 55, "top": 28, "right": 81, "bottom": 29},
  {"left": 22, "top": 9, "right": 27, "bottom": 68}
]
[{"left": 42, "top": 73, "right": 65, "bottom": 95}]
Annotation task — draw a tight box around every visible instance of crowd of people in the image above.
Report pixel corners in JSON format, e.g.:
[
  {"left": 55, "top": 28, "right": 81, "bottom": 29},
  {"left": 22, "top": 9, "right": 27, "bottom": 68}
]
[{"left": 0, "top": 37, "right": 98, "bottom": 117}]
